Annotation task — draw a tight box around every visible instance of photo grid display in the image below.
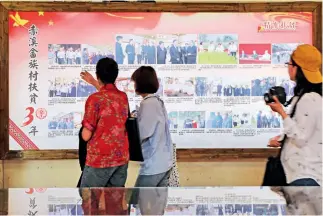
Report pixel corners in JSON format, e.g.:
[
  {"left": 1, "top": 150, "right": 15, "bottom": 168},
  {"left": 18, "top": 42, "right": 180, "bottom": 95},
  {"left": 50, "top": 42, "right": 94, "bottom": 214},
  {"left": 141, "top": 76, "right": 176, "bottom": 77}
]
[{"left": 46, "top": 36, "right": 298, "bottom": 148}]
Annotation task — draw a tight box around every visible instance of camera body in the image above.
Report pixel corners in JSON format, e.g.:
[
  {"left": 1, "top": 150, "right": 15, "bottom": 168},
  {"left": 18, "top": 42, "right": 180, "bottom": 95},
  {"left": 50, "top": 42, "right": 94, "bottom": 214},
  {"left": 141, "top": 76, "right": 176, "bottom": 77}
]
[{"left": 264, "top": 86, "right": 287, "bottom": 104}]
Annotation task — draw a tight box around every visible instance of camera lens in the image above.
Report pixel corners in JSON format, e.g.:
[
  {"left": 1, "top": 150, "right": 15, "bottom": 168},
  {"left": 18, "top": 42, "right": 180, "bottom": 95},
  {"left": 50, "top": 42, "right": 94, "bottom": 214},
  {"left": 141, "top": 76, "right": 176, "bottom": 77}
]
[{"left": 264, "top": 93, "right": 270, "bottom": 103}]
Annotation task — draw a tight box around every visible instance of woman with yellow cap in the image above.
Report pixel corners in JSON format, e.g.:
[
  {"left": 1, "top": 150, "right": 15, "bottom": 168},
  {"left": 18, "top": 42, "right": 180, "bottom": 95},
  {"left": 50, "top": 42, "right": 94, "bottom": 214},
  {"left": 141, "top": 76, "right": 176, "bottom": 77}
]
[{"left": 267, "top": 44, "right": 322, "bottom": 186}]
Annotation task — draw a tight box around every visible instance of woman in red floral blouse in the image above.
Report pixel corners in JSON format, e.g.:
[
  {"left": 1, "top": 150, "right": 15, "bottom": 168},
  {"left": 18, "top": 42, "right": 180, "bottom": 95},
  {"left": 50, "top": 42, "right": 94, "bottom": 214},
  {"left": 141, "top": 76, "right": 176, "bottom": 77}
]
[{"left": 80, "top": 57, "right": 129, "bottom": 188}]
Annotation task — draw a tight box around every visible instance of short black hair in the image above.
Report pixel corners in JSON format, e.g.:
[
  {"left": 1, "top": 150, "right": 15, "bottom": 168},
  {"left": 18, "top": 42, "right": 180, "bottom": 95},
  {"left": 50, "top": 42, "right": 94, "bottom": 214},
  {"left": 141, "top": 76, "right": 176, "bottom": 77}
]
[
  {"left": 131, "top": 66, "right": 159, "bottom": 94},
  {"left": 159, "top": 41, "right": 164, "bottom": 45},
  {"left": 96, "top": 57, "right": 119, "bottom": 84},
  {"left": 116, "top": 36, "right": 123, "bottom": 41}
]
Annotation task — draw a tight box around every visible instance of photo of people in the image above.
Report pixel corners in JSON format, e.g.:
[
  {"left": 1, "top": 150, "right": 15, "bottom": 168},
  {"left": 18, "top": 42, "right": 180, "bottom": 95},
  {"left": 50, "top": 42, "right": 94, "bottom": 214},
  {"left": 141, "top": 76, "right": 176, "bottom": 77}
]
[
  {"left": 196, "top": 204, "right": 210, "bottom": 215},
  {"left": 164, "top": 204, "right": 196, "bottom": 215},
  {"left": 256, "top": 110, "right": 281, "bottom": 129},
  {"left": 164, "top": 77, "right": 195, "bottom": 97},
  {"left": 222, "top": 81, "right": 251, "bottom": 97},
  {"left": 157, "top": 78, "right": 164, "bottom": 96},
  {"left": 81, "top": 44, "right": 114, "bottom": 65},
  {"left": 195, "top": 77, "right": 208, "bottom": 96},
  {"left": 48, "top": 112, "right": 82, "bottom": 130},
  {"left": 68, "top": 204, "right": 83, "bottom": 216},
  {"left": 239, "top": 44, "right": 272, "bottom": 64},
  {"left": 156, "top": 34, "right": 197, "bottom": 64},
  {"left": 48, "top": 78, "right": 78, "bottom": 98},
  {"left": 168, "top": 111, "right": 178, "bottom": 129},
  {"left": 208, "top": 204, "right": 224, "bottom": 215},
  {"left": 272, "top": 43, "right": 299, "bottom": 64},
  {"left": 278, "top": 78, "right": 296, "bottom": 97},
  {"left": 48, "top": 44, "right": 82, "bottom": 65},
  {"left": 251, "top": 77, "right": 277, "bottom": 96},
  {"left": 206, "top": 111, "right": 233, "bottom": 128},
  {"left": 115, "top": 77, "right": 135, "bottom": 98},
  {"left": 77, "top": 79, "right": 97, "bottom": 97},
  {"left": 198, "top": 34, "right": 238, "bottom": 64},
  {"left": 48, "top": 203, "right": 83, "bottom": 216},
  {"left": 178, "top": 111, "right": 206, "bottom": 129},
  {"left": 232, "top": 111, "right": 255, "bottom": 128},
  {"left": 48, "top": 204, "right": 68, "bottom": 215},
  {"left": 195, "top": 77, "right": 223, "bottom": 97},
  {"left": 115, "top": 34, "right": 156, "bottom": 65},
  {"left": 225, "top": 204, "right": 252, "bottom": 215},
  {"left": 252, "top": 204, "right": 285, "bottom": 216}
]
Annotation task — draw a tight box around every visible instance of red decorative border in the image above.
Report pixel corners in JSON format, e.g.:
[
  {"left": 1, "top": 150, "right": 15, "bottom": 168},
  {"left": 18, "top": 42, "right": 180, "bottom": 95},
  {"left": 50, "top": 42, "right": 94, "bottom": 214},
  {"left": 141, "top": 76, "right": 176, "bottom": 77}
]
[
  {"left": 9, "top": 119, "right": 39, "bottom": 150},
  {"left": 25, "top": 188, "right": 47, "bottom": 194}
]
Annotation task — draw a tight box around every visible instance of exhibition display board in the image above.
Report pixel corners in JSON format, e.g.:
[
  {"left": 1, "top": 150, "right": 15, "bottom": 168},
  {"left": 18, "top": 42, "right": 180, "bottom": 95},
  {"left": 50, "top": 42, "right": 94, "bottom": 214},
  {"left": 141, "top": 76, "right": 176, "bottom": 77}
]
[{"left": 0, "top": 2, "right": 321, "bottom": 159}]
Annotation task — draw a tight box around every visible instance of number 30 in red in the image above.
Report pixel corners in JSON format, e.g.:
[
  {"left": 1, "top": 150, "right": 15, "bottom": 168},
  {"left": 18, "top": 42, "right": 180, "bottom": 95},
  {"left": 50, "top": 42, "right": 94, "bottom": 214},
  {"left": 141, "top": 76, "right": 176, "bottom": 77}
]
[{"left": 22, "top": 107, "right": 34, "bottom": 127}]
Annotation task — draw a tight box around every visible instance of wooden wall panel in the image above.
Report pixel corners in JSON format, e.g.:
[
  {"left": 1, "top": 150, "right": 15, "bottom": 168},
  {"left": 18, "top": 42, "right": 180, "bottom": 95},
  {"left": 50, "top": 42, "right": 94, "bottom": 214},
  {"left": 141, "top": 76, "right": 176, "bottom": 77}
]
[
  {"left": 3, "top": 159, "right": 267, "bottom": 187},
  {"left": 313, "top": 3, "right": 322, "bottom": 52},
  {"left": 0, "top": 4, "right": 9, "bottom": 160}
]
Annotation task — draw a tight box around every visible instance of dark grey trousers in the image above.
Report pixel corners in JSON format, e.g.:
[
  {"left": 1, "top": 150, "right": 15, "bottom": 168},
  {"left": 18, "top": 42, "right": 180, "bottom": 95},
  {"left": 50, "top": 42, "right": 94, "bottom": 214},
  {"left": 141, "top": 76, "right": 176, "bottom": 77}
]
[{"left": 80, "top": 164, "right": 128, "bottom": 187}]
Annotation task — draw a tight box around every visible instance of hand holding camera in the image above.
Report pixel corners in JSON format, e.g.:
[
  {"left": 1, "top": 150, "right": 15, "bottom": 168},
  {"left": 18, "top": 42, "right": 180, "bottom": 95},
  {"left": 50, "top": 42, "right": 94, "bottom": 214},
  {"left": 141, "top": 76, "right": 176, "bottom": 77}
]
[
  {"left": 264, "top": 86, "right": 287, "bottom": 104},
  {"left": 264, "top": 86, "right": 288, "bottom": 118}
]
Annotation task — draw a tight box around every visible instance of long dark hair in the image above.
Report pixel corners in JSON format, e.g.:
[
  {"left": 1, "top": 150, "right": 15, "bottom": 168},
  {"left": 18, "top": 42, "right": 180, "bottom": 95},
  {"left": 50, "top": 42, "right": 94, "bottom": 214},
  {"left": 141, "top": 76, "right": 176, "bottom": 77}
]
[{"left": 291, "top": 58, "right": 322, "bottom": 96}]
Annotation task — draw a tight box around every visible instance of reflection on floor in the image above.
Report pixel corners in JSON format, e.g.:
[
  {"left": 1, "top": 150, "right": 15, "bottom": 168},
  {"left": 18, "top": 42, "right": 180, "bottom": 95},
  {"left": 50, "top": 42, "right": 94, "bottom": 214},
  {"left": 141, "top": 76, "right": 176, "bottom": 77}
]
[{"left": 7, "top": 187, "right": 322, "bottom": 215}]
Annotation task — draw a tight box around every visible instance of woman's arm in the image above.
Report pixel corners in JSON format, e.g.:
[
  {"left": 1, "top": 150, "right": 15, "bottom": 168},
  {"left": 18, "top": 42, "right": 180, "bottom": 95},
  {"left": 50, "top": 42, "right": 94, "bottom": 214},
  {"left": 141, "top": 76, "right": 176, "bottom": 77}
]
[
  {"left": 137, "top": 99, "right": 159, "bottom": 142},
  {"left": 282, "top": 93, "right": 321, "bottom": 148},
  {"left": 82, "top": 95, "right": 99, "bottom": 141},
  {"left": 82, "top": 127, "right": 92, "bottom": 142},
  {"left": 80, "top": 71, "right": 102, "bottom": 91}
]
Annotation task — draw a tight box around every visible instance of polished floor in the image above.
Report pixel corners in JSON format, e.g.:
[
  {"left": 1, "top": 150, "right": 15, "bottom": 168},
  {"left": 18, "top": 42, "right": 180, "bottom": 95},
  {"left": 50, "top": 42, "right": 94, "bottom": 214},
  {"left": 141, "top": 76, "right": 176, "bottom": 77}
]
[{"left": 1, "top": 187, "right": 322, "bottom": 215}]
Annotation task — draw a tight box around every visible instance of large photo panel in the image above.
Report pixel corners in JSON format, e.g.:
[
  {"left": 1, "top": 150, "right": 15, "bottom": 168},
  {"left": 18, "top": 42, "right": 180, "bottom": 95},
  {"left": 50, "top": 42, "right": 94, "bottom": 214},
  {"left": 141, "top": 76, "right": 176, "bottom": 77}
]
[{"left": 8, "top": 12, "right": 312, "bottom": 149}]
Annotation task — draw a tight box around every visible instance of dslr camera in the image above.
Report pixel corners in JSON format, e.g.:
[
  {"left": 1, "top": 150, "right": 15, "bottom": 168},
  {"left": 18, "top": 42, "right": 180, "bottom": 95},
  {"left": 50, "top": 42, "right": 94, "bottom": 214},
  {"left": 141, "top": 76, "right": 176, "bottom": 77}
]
[{"left": 264, "top": 86, "right": 287, "bottom": 105}]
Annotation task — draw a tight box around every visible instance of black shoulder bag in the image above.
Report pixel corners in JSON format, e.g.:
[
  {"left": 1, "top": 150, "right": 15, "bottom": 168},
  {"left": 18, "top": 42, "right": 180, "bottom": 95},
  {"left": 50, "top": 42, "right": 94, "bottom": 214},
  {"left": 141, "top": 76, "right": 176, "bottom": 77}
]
[
  {"left": 126, "top": 105, "right": 144, "bottom": 162},
  {"left": 77, "top": 126, "right": 87, "bottom": 187},
  {"left": 262, "top": 93, "right": 304, "bottom": 186}
]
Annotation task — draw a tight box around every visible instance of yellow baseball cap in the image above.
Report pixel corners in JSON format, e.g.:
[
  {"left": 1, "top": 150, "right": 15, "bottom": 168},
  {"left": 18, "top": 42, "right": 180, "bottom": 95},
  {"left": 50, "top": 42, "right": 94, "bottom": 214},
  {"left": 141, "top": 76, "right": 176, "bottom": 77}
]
[{"left": 291, "top": 44, "right": 322, "bottom": 84}]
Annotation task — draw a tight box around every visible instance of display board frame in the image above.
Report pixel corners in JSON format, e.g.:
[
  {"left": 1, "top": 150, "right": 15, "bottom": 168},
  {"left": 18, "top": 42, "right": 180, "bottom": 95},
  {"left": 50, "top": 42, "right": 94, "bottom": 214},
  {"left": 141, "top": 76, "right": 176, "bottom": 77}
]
[{"left": 0, "top": 1, "right": 321, "bottom": 161}]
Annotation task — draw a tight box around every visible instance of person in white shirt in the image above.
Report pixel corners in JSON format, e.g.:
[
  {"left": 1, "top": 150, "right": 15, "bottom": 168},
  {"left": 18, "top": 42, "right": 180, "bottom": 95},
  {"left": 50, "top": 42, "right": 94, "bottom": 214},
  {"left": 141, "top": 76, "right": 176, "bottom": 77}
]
[
  {"left": 230, "top": 42, "right": 238, "bottom": 59},
  {"left": 75, "top": 49, "right": 81, "bottom": 64},
  {"left": 267, "top": 44, "right": 322, "bottom": 186},
  {"left": 240, "top": 50, "right": 246, "bottom": 59},
  {"left": 183, "top": 80, "right": 194, "bottom": 96},
  {"left": 208, "top": 41, "right": 215, "bottom": 52},
  {"left": 49, "top": 82, "right": 55, "bottom": 97},
  {"left": 232, "top": 115, "right": 239, "bottom": 128},
  {"left": 259, "top": 50, "right": 271, "bottom": 61},
  {"left": 61, "top": 84, "right": 69, "bottom": 97},
  {"left": 216, "top": 43, "right": 224, "bottom": 52},
  {"left": 67, "top": 83, "right": 72, "bottom": 97},
  {"left": 199, "top": 42, "right": 204, "bottom": 52},
  {"left": 57, "top": 47, "right": 66, "bottom": 64},
  {"left": 66, "top": 47, "right": 75, "bottom": 65}
]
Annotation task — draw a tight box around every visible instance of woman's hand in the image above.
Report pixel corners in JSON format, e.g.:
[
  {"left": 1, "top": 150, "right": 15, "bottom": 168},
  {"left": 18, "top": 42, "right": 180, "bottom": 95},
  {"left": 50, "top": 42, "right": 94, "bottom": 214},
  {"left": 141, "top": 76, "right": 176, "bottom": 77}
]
[
  {"left": 268, "top": 135, "right": 281, "bottom": 148},
  {"left": 80, "top": 71, "right": 102, "bottom": 91},
  {"left": 80, "top": 71, "right": 96, "bottom": 85},
  {"left": 266, "top": 96, "right": 288, "bottom": 119},
  {"left": 130, "top": 110, "right": 137, "bottom": 118}
]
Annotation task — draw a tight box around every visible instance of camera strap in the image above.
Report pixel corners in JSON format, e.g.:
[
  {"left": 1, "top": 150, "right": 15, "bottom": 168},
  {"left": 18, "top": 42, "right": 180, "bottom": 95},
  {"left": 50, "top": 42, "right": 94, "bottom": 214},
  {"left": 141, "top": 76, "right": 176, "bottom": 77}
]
[
  {"left": 283, "top": 97, "right": 294, "bottom": 107},
  {"left": 278, "top": 90, "right": 305, "bottom": 157}
]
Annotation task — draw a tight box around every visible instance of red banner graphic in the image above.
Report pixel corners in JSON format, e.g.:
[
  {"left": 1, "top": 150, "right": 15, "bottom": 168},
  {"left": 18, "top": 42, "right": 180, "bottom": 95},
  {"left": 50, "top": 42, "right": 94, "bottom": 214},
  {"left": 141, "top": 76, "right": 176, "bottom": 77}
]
[{"left": 9, "top": 119, "right": 39, "bottom": 150}]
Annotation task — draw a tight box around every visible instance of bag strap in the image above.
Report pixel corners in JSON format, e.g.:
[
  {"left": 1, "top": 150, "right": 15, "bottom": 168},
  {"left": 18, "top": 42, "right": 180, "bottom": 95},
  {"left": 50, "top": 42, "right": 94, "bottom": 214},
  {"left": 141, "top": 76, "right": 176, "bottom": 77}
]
[
  {"left": 278, "top": 90, "right": 305, "bottom": 156},
  {"left": 128, "top": 103, "right": 131, "bottom": 118}
]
